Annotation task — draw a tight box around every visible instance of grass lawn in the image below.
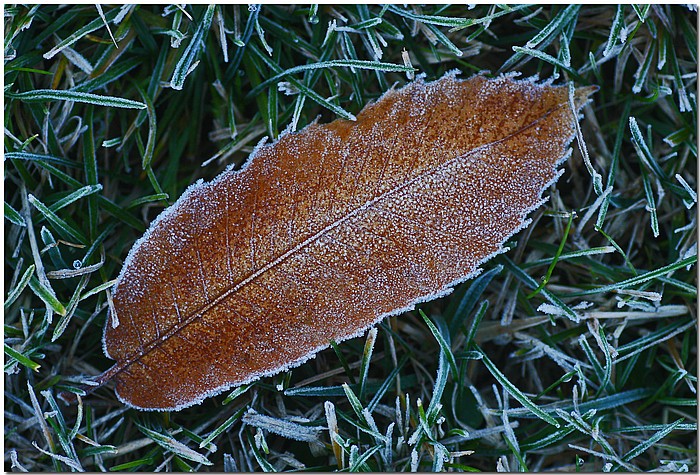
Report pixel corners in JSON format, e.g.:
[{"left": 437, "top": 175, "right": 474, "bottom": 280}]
[{"left": 4, "top": 4, "right": 697, "bottom": 472}]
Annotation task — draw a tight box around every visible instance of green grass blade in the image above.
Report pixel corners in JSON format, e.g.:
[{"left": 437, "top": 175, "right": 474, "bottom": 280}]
[
  {"left": 603, "top": 5, "right": 625, "bottom": 57},
  {"left": 199, "top": 407, "right": 246, "bottom": 449},
  {"left": 526, "top": 5, "right": 580, "bottom": 49},
  {"left": 631, "top": 4, "right": 651, "bottom": 22},
  {"left": 426, "top": 346, "right": 448, "bottom": 425},
  {"left": 5, "top": 264, "right": 35, "bottom": 310},
  {"left": 622, "top": 418, "right": 685, "bottom": 462},
  {"left": 420, "top": 310, "right": 458, "bottom": 377},
  {"left": 170, "top": 5, "right": 216, "bottom": 90},
  {"left": 249, "top": 43, "right": 356, "bottom": 120},
  {"left": 28, "top": 276, "right": 66, "bottom": 316},
  {"left": 629, "top": 116, "right": 667, "bottom": 180},
  {"left": 571, "top": 255, "right": 696, "bottom": 297},
  {"left": 136, "top": 424, "right": 213, "bottom": 466},
  {"left": 633, "top": 40, "right": 656, "bottom": 94},
  {"left": 342, "top": 383, "right": 366, "bottom": 421},
  {"left": 5, "top": 151, "right": 79, "bottom": 168},
  {"left": 527, "top": 212, "right": 573, "bottom": 298},
  {"left": 27, "top": 194, "right": 86, "bottom": 245},
  {"left": 447, "top": 265, "right": 502, "bottom": 337},
  {"left": 8, "top": 89, "right": 145, "bottom": 108},
  {"left": 4, "top": 344, "right": 41, "bottom": 372},
  {"left": 43, "top": 7, "right": 121, "bottom": 60},
  {"left": 367, "top": 355, "right": 408, "bottom": 412},
  {"left": 247, "top": 59, "right": 413, "bottom": 99},
  {"left": 5, "top": 201, "right": 26, "bottom": 227},
  {"left": 48, "top": 185, "right": 102, "bottom": 213},
  {"left": 477, "top": 346, "right": 560, "bottom": 428},
  {"left": 358, "top": 328, "right": 377, "bottom": 401},
  {"left": 512, "top": 46, "right": 585, "bottom": 82},
  {"left": 464, "top": 300, "right": 489, "bottom": 348},
  {"left": 640, "top": 167, "right": 660, "bottom": 237},
  {"left": 502, "top": 256, "right": 579, "bottom": 322}
]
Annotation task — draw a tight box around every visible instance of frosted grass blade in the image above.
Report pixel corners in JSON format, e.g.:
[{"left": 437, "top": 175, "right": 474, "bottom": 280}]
[
  {"left": 8, "top": 89, "right": 146, "bottom": 109},
  {"left": 28, "top": 276, "right": 66, "bottom": 316},
  {"left": 137, "top": 424, "right": 213, "bottom": 466},
  {"left": 5, "top": 202, "right": 26, "bottom": 227},
  {"left": 4, "top": 265, "right": 35, "bottom": 310},
  {"left": 171, "top": 5, "right": 216, "bottom": 90},
  {"left": 43, "top": 7, "right": 120, "bottom": 59},
  {"left": 477, "top": 346, "right": 560, "bottom": 428}
]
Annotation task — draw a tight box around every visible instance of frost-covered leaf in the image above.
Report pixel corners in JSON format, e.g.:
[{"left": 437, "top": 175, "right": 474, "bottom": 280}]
[{"left": 95, "top": 72, "right": 595, "bottom": 410}]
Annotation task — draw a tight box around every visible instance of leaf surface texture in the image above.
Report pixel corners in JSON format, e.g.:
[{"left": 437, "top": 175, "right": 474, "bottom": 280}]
[{"left": 103, "top": 73, "right": 594, "bottom": 410}]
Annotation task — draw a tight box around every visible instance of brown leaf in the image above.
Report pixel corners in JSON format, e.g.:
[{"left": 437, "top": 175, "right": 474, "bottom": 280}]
[{"left": 99, "top": 73, "right": 596, "bottom": 410}]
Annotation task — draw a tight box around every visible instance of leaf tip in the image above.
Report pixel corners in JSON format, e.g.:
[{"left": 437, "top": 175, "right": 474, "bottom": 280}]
[{"left": 574, "top": 85, "right": 599, "bottom": 107}]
